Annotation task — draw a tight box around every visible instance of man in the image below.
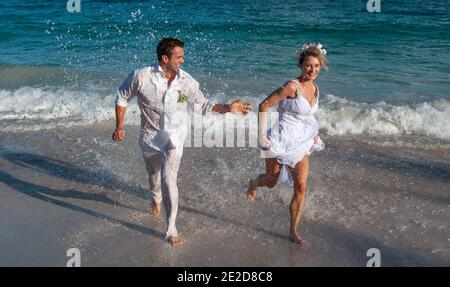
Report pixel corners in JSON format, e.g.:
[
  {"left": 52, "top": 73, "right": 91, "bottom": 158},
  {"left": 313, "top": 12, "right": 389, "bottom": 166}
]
[{"left": 112, "top": 38, "right": 251, "bottom": 246}]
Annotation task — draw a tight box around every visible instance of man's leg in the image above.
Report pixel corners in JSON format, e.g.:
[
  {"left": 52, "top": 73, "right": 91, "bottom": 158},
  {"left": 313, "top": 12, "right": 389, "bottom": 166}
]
[
  {"left": 161, "top": 148, "right": 184, "bottom": 246},
  {"left": 143, "top": 152, "right": 163, "bottom": 216}
]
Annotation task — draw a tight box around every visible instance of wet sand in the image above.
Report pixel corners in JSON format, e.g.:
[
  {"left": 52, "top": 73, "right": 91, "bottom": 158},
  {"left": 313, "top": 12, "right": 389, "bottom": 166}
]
[{"left": 0, "top": 123, "right": 449, "bottom": 266}]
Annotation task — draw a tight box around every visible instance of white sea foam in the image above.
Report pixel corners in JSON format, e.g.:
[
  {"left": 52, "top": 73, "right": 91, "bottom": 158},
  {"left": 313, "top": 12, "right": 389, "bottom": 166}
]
[
  {"left": 1, "top": 87, "right": 449, "bottom": 147},
  {"left": 0, "top": 86, "right": 140, "bottom": 131},
  {"left": 317, "top": 94, "right": 450, "bottom": 140}
]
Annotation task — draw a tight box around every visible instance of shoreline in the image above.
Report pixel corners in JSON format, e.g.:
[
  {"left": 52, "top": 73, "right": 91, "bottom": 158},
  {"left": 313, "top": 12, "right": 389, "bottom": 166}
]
[{"left": 0, "top": 124, "right": 449, "bottom": 266}]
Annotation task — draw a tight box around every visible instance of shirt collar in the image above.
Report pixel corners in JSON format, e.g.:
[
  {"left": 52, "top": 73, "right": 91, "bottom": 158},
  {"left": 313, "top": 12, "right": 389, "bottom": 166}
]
[{"left": 155, "top": 64, "right": 181, "bottom": 82}]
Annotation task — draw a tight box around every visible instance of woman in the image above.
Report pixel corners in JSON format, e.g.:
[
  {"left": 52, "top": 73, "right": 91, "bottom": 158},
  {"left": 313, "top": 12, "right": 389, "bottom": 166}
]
[{"left": 246, "top": 43, "right": 328, "bottom": 245}]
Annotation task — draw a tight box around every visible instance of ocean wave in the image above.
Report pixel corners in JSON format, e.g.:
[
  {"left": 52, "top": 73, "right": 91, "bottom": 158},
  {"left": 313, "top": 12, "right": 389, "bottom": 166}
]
[
  {"left": 317, "top": 94, "right": 450, "bottom": 141},
  {"left": 0, "top": 86, "right": 140, "bottom": 131},
  {"left": 1, "top": 86, "right": 449, "bottom": 145}
]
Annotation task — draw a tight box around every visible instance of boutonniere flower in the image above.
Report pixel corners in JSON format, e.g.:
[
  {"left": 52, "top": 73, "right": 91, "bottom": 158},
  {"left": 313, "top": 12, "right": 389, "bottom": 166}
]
[{"left": 177, "top": 94, "right": 188, "bottom": 103}]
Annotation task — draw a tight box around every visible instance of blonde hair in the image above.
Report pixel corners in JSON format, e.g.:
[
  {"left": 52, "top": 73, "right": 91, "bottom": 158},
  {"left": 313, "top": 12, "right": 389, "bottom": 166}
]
[{"left": 298, "top": 46, "right": 329, "bottom": 70}]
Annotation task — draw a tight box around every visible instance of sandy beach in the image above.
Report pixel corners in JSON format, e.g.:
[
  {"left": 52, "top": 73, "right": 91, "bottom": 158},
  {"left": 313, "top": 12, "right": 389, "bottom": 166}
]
[{"left": 0, "top": 122, "right": 448, "bottom": 267}]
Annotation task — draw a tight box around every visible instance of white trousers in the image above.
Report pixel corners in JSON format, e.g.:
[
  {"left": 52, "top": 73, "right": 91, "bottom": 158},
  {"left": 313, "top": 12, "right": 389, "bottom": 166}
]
[{"left": 143, "top": 147, "right": 183, "bottom": 239}]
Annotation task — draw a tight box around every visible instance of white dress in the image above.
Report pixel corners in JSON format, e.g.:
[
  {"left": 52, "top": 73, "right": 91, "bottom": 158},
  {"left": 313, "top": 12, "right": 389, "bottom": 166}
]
[{"left": 266, "top": 80, "right": 325, "bottom": 186}]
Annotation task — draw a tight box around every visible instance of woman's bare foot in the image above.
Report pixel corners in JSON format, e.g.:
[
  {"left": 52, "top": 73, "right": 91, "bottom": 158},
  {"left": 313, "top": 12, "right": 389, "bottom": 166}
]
[
  {"left": 168, "top": 236, "right": 185, "bottom": 246},
  {"left": 246, "top": 179, "right": 257, "bottom": 201},
  {"left": 151, "top": 201, "right": 160, "bottom": 216},
  {"left": 289, "top": 232, "right": 308, "bottom": 246}
]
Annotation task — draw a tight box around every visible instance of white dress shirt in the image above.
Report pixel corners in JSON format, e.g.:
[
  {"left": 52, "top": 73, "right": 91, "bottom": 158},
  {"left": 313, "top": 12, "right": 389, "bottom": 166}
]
[{"left": 116, "top": 64, "right": 215, "bottom": 153}]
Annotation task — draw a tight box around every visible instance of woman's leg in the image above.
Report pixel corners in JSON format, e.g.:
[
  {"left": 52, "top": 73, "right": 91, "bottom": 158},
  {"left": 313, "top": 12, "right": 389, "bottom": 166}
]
[
  {"left": 247, "top": 157, "right": 282, "bottom": 200},
  {"left": 289, "top": 155, "right": 309, "bottom": 245}
]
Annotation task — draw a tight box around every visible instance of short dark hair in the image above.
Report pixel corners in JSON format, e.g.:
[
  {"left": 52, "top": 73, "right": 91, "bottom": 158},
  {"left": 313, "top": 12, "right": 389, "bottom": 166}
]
[{"left": 156, "top": 38, "right": 184, "bottom": 62}]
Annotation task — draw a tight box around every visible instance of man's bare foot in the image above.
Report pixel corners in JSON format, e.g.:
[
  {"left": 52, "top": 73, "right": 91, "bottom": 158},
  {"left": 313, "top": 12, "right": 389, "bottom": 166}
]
[
  {"left": 289, "top": 232, "right": 308, "bottom": 246},
  {"left": 246, "top": 179, "right": 257, "bottom": 201},
  {"left": 168, "top": 236, "right": 185, "bottom": 246},
  {"left": 151, "top": 201, "right": 160, "bottom": 216}
]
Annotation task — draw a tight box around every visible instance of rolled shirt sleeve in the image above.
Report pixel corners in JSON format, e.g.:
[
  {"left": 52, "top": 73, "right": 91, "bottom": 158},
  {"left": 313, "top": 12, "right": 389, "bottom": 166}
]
[{"left": 115, "top": 70, "right": 140, "bottom": 107}]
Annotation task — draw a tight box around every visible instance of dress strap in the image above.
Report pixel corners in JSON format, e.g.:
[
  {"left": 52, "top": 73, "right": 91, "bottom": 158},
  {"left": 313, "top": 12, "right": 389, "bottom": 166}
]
[
  {"left": 290, "top": 79, "right": 302, "bottom": 99},
  {"left": 288, "top": 79, "right": 319, "bottom": 100},
  {"left": 313, "top": 83, "right": 320, "bottom": 99}
]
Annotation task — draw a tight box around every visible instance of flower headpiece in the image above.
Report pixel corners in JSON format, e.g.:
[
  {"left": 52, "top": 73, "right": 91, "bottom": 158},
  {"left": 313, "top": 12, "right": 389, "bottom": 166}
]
[{"left": 296, "top": 42, "right": 327, "bottom": 60}]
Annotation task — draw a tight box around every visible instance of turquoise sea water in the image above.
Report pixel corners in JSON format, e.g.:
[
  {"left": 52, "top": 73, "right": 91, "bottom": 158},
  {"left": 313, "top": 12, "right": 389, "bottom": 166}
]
[{"left": 0, "top": 0, "right": 449, "bottom": 142}]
